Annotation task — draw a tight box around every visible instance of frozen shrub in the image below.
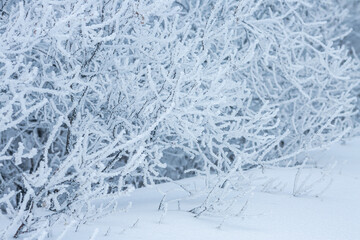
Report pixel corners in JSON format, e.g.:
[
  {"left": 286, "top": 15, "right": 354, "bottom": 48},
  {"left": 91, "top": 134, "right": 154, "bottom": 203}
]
[{"left": 0, "top": 0, "right": 358, "bottom": 237}]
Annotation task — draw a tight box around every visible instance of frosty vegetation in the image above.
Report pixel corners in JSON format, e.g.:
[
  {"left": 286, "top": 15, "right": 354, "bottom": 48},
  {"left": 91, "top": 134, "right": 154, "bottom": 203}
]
[{"left": 0, "top": 0, "right": 359, "bottom": 238}]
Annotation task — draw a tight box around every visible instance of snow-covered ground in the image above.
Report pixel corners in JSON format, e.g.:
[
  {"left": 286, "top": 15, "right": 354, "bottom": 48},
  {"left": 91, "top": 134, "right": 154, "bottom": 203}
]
[{"left": 3, "top": 138, "right": 360, "bottom": 240}]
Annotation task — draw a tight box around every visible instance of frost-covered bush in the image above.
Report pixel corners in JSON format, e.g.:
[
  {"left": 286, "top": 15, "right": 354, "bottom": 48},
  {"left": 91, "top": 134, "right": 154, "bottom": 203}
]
[
  {"left": 0, "top": 0, "right": 358, "bottom": 238},
  {"left": 235, "top": 0, "right": 359, "bottom": 166},
  {"left": 175, "top": 0, "right": 359, "bottom": 217},
  {"left": 341, "top": 0, "right": 360, "bottom": 133}
]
